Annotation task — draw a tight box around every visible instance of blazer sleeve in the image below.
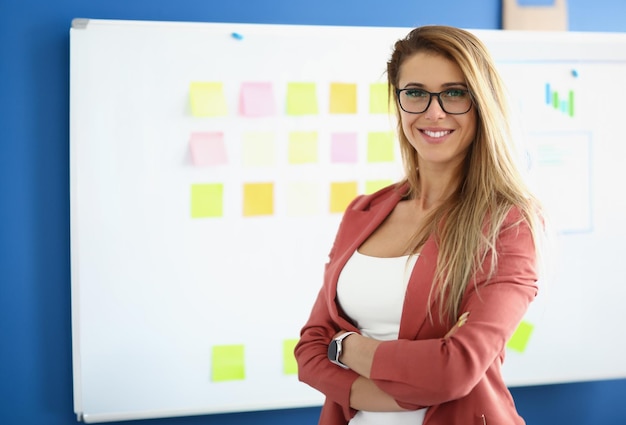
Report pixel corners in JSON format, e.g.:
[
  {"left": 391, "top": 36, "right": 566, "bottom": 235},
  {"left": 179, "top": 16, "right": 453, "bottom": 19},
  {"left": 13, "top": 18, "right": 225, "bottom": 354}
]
[
  {"left": 369, "top": 209, "right": 540, "bottom": 407},
  {"left": 294, "top": 196, "right": 365, "bottom": 421}
]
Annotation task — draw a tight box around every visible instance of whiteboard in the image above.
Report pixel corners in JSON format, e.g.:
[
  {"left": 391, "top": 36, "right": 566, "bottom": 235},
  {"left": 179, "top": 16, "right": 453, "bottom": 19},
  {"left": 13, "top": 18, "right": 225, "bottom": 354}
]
[{"left": 70, "top": 19, "right": 626, "bottom": 423}]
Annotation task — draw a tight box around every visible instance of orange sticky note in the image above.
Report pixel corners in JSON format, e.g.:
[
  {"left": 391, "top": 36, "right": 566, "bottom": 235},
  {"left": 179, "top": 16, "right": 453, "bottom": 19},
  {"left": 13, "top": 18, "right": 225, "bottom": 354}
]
[
  {"left": 330, "top": 182, "right": 358, "bottom": 214},
  {"left": 189, "top": 82, "right": 228, "bottom": 117},
  {"left": 189, "top": 132, "right": 228, "bottom": 166},
  {"left": 367, "top": 132, "right": 395, "bottom": 163},
  {"left": 329, "top": 83, "right": 357, "bottom": 114},
  {"left": 369, "top": 83, "right": 390, "bottom": 114},
  {"left": 239, "top": 82, "right": 276, "bottom": 117},
  {"left": 286, "top": 82, "right": 318, "bottom": 116},
  {"left": 288, "top": 132, "right": 318, "bottom": 164},
  {"left": 243, "top": 182, "right": 274, "bottom": 216}
]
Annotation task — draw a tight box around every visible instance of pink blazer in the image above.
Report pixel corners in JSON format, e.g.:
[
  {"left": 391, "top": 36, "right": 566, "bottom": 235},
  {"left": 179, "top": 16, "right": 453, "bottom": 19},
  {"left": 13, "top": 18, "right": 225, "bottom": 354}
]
[{"left": 295, "top": 184, "right": 538, "bottom": 425}]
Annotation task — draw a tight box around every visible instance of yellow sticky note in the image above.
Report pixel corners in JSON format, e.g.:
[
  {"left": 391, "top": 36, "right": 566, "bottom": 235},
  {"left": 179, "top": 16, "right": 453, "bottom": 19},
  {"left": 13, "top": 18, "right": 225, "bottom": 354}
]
[
  {"left": 287, "top": 182, "right": 320, "bottom": 216},
  {"left": 212, "top": 344, "right": 245, "bottom": 382},
  {"left": 283, "top": 339, "right": 299, "bottom": 375},
  {"left": 286, "top": 82, "right": 318, "bottom": 116},
  {"left": 191, "top": 183, "right": 223, "bottom": 218},
  {"left": 367, "top": 132, "right": 395, "bottom": 163},
  {"left": 369, "top": 83, "right": 390, "bottom": 114},
  {"left": 365, "top": 179, "right": 393, "bottom": 194},
  {"left": 329, "top": 83, "right": 357, "bottom": 114},
  {"left": 507, "top": 320, "right": 534, "bottom": 353},
  {"left": 288, "top": 132, "right": 318, "bottom": 164},
  {"left": 330, "top": 182, "right": 358, "bottom": 214},
  {"left": 242, "top": 132, "right": 275, "bottom": 167},
  {"left": 243, "top": 182, "right": 274, "bottom": 216},
  {"left": 189, "top": 82, "right": 228, "bottom": 117}
]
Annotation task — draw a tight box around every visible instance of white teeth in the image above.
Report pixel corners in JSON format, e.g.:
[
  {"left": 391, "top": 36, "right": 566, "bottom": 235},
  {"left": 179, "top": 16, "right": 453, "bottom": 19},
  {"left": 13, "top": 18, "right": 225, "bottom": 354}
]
[{"left": 423, "top": 130, "right": 451, "bottom": 138}]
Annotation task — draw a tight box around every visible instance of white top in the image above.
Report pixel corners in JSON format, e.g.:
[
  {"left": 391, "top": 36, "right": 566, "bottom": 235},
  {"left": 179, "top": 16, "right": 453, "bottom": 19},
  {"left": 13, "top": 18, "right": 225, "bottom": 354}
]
[{"left": 336, "top": 250, "right": 427, "bottom": 425}]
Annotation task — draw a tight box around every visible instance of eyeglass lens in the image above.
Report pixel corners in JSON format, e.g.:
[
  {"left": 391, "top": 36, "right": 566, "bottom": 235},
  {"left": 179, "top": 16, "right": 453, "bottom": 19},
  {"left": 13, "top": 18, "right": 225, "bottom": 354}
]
[{"left": 398, "top": 88, "right": 471, "bottom": 114}]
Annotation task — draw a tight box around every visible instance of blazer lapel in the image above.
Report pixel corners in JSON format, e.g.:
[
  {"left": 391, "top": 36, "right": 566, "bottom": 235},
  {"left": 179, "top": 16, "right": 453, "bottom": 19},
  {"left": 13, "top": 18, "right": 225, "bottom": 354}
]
[
  {"left": 326, "top": 190, "right": 403, "bottom": 328},
  {"left": 398, "top": 235, "right": 440, "bottom": 339}
]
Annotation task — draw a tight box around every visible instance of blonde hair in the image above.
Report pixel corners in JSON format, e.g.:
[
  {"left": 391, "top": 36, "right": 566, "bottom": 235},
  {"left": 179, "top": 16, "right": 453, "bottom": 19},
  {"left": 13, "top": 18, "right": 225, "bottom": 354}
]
[{"left": 387, "top": 25, "right": 543, "bottom": 323}]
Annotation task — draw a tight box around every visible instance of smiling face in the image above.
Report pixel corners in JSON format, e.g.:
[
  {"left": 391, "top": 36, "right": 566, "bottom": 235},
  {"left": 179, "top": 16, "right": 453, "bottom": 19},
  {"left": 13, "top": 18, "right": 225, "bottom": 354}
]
[{"left": 397, "top": 52, "right": 477, "bottom": 173}]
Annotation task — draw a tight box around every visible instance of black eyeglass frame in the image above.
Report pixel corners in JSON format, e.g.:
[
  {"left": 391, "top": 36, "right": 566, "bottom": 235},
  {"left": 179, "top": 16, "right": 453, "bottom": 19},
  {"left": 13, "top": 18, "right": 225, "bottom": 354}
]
[{"left": 395, "top": 88, "right": 474, "bottom": 115}]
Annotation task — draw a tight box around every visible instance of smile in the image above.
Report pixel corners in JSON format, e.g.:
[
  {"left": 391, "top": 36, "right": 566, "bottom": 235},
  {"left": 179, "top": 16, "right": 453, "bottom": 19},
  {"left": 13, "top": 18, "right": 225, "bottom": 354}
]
[{"left": 421, "top": 129, "right": 452, "bottom": 138}]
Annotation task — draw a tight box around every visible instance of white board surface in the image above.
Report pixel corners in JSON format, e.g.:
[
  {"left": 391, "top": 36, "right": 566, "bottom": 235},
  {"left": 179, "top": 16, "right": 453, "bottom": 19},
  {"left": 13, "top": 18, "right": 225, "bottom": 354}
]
[{"left": 70, "top": 19, "right": 626, "bottom": 423}]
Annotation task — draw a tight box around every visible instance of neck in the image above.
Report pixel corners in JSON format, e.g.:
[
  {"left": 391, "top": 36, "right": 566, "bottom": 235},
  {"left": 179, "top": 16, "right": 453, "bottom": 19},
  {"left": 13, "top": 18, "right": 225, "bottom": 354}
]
[{"left": 413, "top": 166, "right": 461, "bottom": 210}]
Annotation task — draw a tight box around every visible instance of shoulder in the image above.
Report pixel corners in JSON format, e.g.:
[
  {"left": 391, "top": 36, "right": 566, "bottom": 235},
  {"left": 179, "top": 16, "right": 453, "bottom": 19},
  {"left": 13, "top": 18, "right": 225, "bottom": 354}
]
[{"left": 499, "top": 200, "right": 543, "bottom": 238}]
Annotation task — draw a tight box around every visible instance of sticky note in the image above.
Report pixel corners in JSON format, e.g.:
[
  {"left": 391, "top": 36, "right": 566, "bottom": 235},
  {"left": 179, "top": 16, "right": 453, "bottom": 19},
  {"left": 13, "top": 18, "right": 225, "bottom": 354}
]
[
  {"left": 369, "top": 83, "right": 390, "bottom": 114},
  {"left": 211, "top": 344, "right": 245, "bottom": 382},
  {"left": 242, "top": 132, "right": 275, "bottom": 167},
  {"left": 287, "top": 182, "right": 321, "bottom": 216},
  {"left": 365, "top": 179, "right": 393, "bottom": 194},
  {"left": 330, "top": 132, "right": 358, "bottom": 163},
  {"left": 288, "top": 132, "right": 318, "bottom": 164},
  {"left": 239, "top": 82, "right": 276, "bottom": 117},
  {"left": 367, "top": 132, "right": 395, "bottom": 163},
  {"left": 189, "top": 132, "right": 228, "bottom": 166},
  {"left": 243, "top": 182, "right": 274, "bottom": 216},
  {"left": 189, "top": 82, "right": 228, "bottom": 117},
  {"left": 507, "top": 320, "right": 534, "bottom": 353},
  {"left": 283, "top": 339, "right": 299, "bottom": 375},
  {"left": 191, "top": 184, "right": 223, "bottom": 218},
  {"left": 329, "top": 83, "right": 357, "bottom": 114},
  {"left": 330, "top": 182, "right": 358, "bottom": 214},
  {"left": 286, "top": 82, "right": 318, "bottom": 116}
]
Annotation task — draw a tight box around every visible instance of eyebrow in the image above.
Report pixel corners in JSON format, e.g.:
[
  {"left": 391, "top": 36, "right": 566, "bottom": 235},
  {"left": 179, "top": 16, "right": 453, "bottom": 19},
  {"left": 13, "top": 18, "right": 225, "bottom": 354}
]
[{"left": 401, "top": 82, "right": 468, "bottom": 89}]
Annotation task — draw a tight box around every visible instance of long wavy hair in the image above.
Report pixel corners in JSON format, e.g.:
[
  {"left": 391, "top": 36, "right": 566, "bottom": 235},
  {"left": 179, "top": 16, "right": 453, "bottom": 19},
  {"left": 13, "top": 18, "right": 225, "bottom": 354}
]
[{"left": 387, "top": 25, "right": 543, "bottom": 323}]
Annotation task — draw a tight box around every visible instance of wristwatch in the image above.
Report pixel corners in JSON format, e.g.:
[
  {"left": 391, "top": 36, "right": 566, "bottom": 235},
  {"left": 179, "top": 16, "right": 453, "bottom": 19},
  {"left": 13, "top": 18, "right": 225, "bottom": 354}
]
[{"left": 327, "top": 331, "right": 357, "bottom": 369}]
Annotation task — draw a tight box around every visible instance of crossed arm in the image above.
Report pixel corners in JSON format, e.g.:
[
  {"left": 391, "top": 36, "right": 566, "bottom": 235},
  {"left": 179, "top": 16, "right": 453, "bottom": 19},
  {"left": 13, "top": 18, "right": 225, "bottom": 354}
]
[{"left": 336, "top": 333, "right": 408, "bottom": 412}]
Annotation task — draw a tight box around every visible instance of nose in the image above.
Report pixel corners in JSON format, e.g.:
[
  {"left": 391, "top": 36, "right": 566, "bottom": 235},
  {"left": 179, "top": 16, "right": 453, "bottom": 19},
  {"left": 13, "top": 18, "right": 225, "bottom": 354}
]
[{"left": 424, "top": 94, "right": 446, "bottom": 120}]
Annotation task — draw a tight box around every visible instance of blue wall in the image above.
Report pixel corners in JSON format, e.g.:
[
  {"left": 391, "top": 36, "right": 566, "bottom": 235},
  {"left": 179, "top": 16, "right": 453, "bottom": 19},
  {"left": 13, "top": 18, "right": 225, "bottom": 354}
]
[{"left": 1, "top": 1, "right": 625, "bottom": 424}]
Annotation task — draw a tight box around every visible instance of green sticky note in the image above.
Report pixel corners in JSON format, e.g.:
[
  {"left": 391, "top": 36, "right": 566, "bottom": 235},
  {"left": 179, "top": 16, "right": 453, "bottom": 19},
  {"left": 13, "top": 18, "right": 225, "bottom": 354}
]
[
  {"left": 212, "top": 344, "right": 245, "bottom": 382},
  {"left": 286, "top": 82, "right": 318, "bottom": 115},
  {"left": 189, "top": 82, "right": 228, "bottom": 117},
  {"left": 330, "top": 181, "right": 358, "bottom": 213},
  {"left": 507, "top": 320, "right": 534, "bottom": 353},
  {"left": 191, "top": 183, "right": 223, "bottom": 218},
  {"left": 329, "top": 82, "right": 357, "bottom": 114},
  {"left": 283, "top": 339, "right": 299, "bottom": 375},
  {"left": 369, "top": 83, "right": 389, "bottom": 114},
  {"left": 365, "top": 179, "right": 393, "bottom": 194},
  {"left": 288, "top": 131, "right": 318, "bottom": 164},
  {"left": 367, "top": 132, "right": 395, "bottom": 163},
  {"left": 243, "top": 182, "right": 274, "bottom": 216}
]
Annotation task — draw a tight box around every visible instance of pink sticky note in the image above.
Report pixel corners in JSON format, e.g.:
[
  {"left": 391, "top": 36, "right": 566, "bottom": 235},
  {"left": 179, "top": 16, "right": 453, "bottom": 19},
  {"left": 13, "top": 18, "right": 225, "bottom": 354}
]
[
  {"left": 189, "top": 132, "right": 228, "bottom": 166},
  {"left": 330, "top": 132, "right": 358, "bottom": 163},
  {"left": 239, "top": 82, "right": 276, "bottom": 117}
]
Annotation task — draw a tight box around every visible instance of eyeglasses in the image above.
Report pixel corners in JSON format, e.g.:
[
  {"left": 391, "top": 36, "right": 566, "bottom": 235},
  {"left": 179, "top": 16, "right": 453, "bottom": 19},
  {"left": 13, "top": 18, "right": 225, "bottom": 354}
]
[{"left": 395, "top": 87, "right": 473, "bottom": 115}]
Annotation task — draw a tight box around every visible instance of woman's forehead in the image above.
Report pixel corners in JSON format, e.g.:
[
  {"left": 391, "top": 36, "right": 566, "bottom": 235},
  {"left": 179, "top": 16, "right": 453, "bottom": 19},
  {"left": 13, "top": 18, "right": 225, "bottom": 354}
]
[{"left": 398, "top": 52, "right": 466, "bottom": 87}]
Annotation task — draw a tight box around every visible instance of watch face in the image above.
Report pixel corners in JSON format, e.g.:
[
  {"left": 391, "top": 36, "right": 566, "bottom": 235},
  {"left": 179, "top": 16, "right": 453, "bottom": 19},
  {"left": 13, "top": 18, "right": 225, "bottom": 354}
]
[{"left": 327, "top": 340, "right": 338, "bottom": 361}]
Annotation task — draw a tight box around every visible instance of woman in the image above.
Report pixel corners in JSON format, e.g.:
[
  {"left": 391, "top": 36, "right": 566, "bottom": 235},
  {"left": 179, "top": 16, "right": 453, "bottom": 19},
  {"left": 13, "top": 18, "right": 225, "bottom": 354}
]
[{"left": 294, "top": 25, "right": 543, "bottom": 425}]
